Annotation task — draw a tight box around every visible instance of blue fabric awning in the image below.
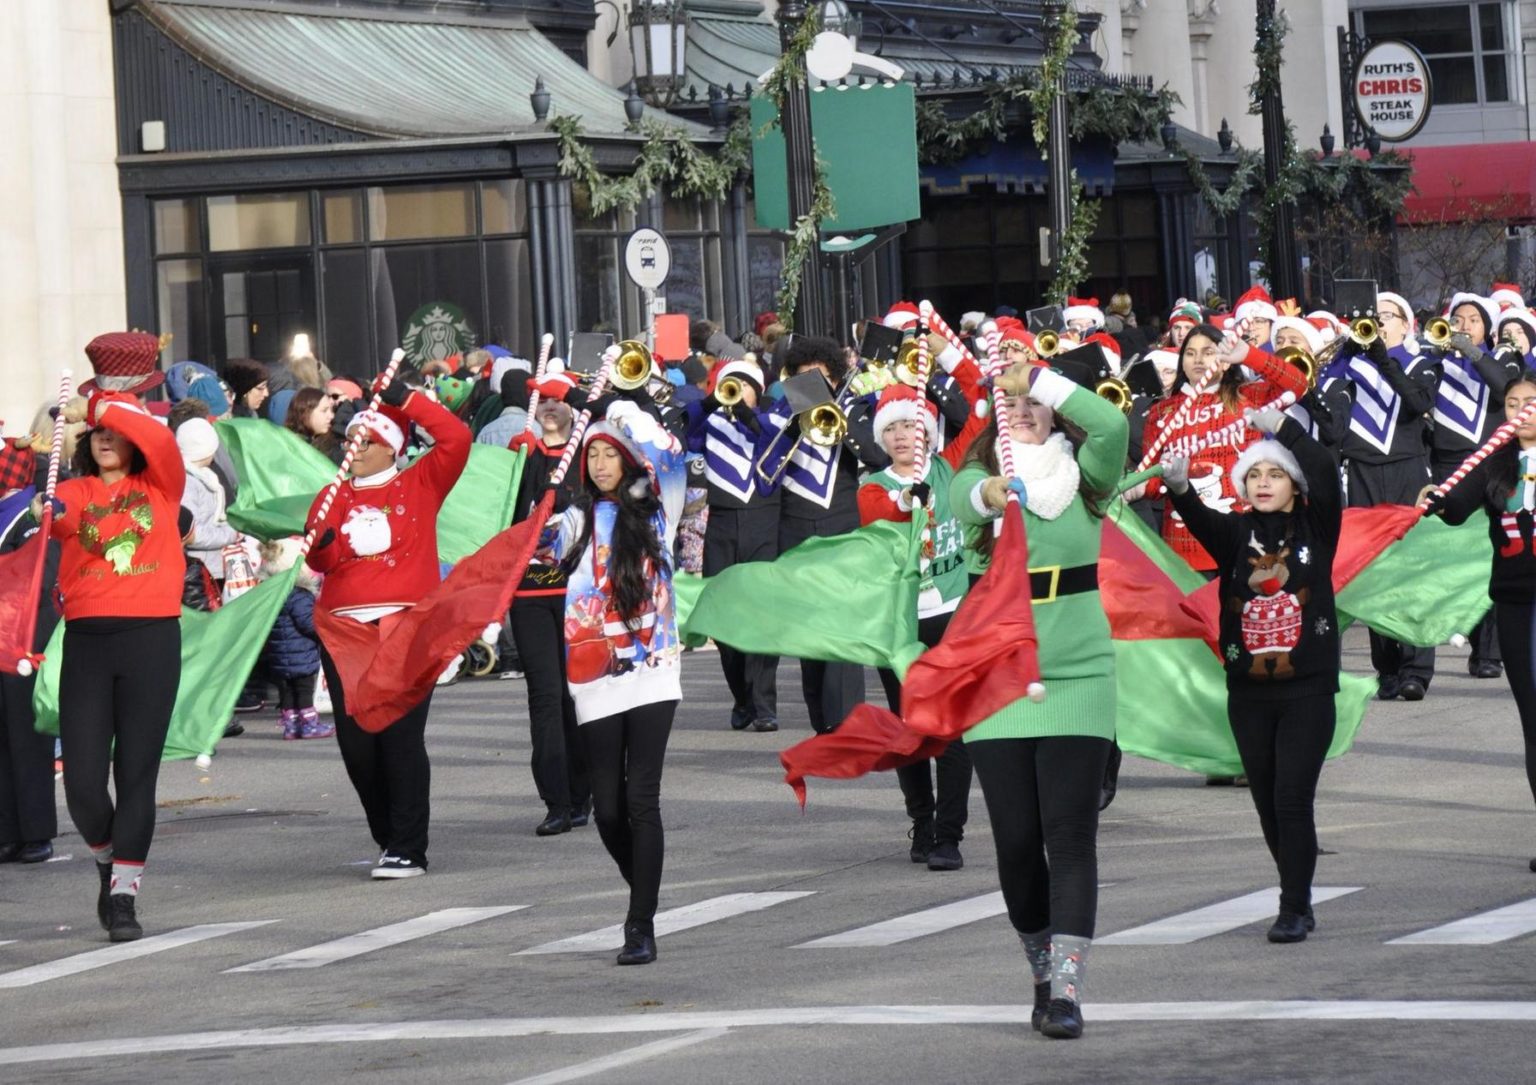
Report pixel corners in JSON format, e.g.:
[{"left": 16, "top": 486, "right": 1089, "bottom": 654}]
[{"left": 920, "top": 139, "right": 1117, "bottom": 197}]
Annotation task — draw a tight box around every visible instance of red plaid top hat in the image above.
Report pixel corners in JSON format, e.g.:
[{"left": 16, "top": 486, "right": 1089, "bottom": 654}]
[{"left": 81, "top": 332, "right": 165, "bottom": 398}]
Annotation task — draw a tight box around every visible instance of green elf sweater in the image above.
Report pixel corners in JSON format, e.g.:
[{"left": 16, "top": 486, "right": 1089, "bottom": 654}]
[{"left": 950, "top": 369, "right": 1129, "bottom": 741}]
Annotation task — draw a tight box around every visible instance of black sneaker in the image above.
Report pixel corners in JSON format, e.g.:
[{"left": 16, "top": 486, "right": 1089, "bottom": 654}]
[
  {"left": 233, "top": 692, "right": 264, "bottom": 713},
  {"left": 570, "top": 802, "right": 592, "bottom": 829},
  {"left": 729, "top": 706, "right": 753, "bottom": 732},
  {"left": 927, "top": 841, "right": 964, "bottom": 871},
  {"left": 107, "top": 894, "right": 142, "bottom": 943},
  {"left": 616, "top": 922, "right": 656, "bottom": 965},
  {"left": 223, "top": 720, "right": 245, "bottom": 738},
  {"left": 1471, "top": 660, "right": 1503, "bottom": 679},
  {"left": 908, "top": 818, "right": 933, "bottom": 864},
  {"left": 1376, "top": 675, "right": 1401, "bottom": 701},
  {"left": 1031, "top": 982, "right": 1051, "bottom": 1032},
  {"left": 1399, "top": 678, "right": 1427, "bottom": 702},
  {"left": 1040, "top": 998, "right": 1084, "bottom": 1039},
  {"left": 18, "top": 841, "right": 52, "bottom": 863},
  {"left": 535, "top": 810, "right": 571, "bottom": 837},
  {"left": 1267, "top": 911, "right": 1308, "bottom": 943},
  {"left": 371, "top": 853, "right": 426, "bottom": 880},
  {"left": 96, "top": 862, "right": 112, "bottom": 930},
  {"left": 750, "top": 716, "right": 780, "bottom": 733}
]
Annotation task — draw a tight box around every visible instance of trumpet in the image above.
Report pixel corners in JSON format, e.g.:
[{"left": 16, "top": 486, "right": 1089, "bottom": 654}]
[
  {"left": 752, "top": 401, "right": 849, "bottom": 487},
  {"left": 611, "top": 339, "right": 654, "bottom": 391},
  {"left": 1275, "top": 345, "right": 1319, "bottom": 391},
  {"left": 1094, "top": 376, "right": 1134, "bottom": 414},
  {"left": 1350, "top": 316, "right": 1378, "bottom": 347},
  {"left": 1035, "top": 329, "right": 1062, "bottom": 357},
  {"left": 716, "top": 376, "right": 746, "bottom": 406},
  {"left": 1424, "top": 317, "right": 1454, "bottom": 350}
]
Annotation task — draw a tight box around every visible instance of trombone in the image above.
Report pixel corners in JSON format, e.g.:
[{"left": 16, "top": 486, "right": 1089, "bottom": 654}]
[
  {"left": 751, "top": 386, "right": 850, "bottom": 488},
  {"left": 611, "top": 340, "right": 654, "bottom": 391}
]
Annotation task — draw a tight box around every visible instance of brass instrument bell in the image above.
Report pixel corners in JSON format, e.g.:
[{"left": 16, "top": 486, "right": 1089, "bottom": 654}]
[
  {"left": 1424, "top": 317, "right": 1454, "bottom": 350},
  {"left": 610, "top": 339, "right": 654, "bottom": 391},
  {"left": 1274, "top": 346, "right": 1318, "bottom": 391},
  {"left": 716, "top": 376, "right": 746, "bottom": 406},
  {"left": 1094, "top": 375, "right": 1134, "bottom": 414}
]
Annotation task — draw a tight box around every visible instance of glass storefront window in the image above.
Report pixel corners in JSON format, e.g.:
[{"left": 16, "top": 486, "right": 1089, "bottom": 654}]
[
  {"left": 322, "top": 249, "right": 371, "bottom": 373},
  {"left": 665, "top": 236, "right": 721, "bottom": 324},
  {"left": 575, "top": 234, "right": 624, "bottom": 335},
  {"left": 482, "top": 180, "right": 528, "bottom": 235},
  {"left": 155, "top": 258, "right": 206, "bottom": 365},
  {"left": 485, "top": 238, "right": 534, "bottom": 353},
  {"left": 154, "top": 199, "right": 200, "bottom": 254},
  {"left": 368, "top": 242, "right": 484, "bottom": 362},
  {"left": 207, "top": 193, "right": 311, "bottom": 251},
  {"left": 323, "top": 190, "right": 364, "bottom": 244},
  {"left": 366, "top": 184, "right": 475, "bottom": 241},
  {"left": 747, "top": 236, "right": 785, "bottom": 319}
]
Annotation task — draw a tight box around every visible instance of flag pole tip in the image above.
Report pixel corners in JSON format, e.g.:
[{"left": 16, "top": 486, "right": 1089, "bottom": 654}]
[
  {"left": 1448, "top": 633, "right": 1468, "bottom": 648},
  {"left": 14, "top": 659, "right": 32, "bottom": 678},
  {"left": 1026, "top": 682, "right": 1047, "bottom": 703},
  {"left": 195, "top": 754, "right": 213, "bottom": 769},
  {"left": 58, "top": 368, "right": 73, "bottom": 379}
]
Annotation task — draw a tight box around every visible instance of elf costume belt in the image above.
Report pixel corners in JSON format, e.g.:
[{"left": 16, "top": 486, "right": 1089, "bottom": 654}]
[{"left": 1028, "top": 563, "right": 1098, "bottom": 604}]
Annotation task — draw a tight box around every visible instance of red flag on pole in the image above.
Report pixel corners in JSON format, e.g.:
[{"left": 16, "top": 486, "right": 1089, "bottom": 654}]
[
  {"left": 0, "top": 534, "right": 47, "bottom": 676},
  {"left": 780, "top": 704, "right": 950, "bottom": 807}
]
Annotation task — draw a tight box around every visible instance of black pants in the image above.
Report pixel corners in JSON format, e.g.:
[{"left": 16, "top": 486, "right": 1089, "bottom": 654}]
[
  {"left": 0, "top": 672, "right": 57, "bottom": 845},
  {"left": 1496, "top": 602, "right": 1536, "bottom": 806},
  {"left": 877, "top": 612, "right": 971, "bottom": 844},
  {"left": 510, "top": 593, "right": 589, "bottom": 815},
  {"left": 1227, "top": 692, "right": 1336, "bottom": 915},
  {"left": 705, "top": 506, "right": 780, "bottom": 722},
  {"left": 780, "top": 513, "right": 865, "bottom": 732},
  {"left": 275, "top": 673, "right": 317, "bottom": 711},
  {"left": 1432, "top": 453, "right": 1500, "bottom": 669},
  {"left": 581, "top": 700, "right": 676, "bottom": 930},
  {"left": 58, "top": 619, "right": 180, "bottom": 864},
  {"left": 969, "top": 735, "right": 1111, "bottom": 937},
  {"left": 1348, "top": 458, "right": 1437, "bottom": 684},
  {"left": 320, "top": 649, "right": 433, "bottom": 866}
]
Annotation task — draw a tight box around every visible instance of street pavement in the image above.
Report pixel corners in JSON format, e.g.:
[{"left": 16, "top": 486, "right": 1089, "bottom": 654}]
[{"left": 1, "top": 628, "right": 1534, "bottom": 1084}]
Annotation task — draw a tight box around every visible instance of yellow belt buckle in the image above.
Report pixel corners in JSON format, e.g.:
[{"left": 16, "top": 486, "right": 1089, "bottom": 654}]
[{"left": 1030, "top": 564, "right": 1062, "bottom": 604}]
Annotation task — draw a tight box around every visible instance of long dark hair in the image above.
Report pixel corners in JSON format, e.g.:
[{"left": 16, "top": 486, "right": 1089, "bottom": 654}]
[
  {"left": 561, "top": 456, "right": 667, "bottom": 630},
  {"left": 1171, "top": 323, "right": 1245, "bottom": 413},
  {"left": 285, "top": 387, "right": 341, "bottom": 455},
  {"left": 71, "top": 427, "right": 149, "bottom": 478},
  {"left": 959, "top": 407, "right": 1112, "bottom": 562},
  {"left": 1486, "top": 369, "right": 1536, "bottom": 508}
]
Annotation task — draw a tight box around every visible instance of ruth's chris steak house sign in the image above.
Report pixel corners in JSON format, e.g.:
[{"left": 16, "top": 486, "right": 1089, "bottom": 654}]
[{"left": 1352, "top": 39, "right": 1432, "bottom": 141}]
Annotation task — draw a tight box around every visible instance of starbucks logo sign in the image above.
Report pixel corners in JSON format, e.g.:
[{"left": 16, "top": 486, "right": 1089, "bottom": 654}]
[{"left": 402, "top": 303, "right": 475, "bottom": 367}]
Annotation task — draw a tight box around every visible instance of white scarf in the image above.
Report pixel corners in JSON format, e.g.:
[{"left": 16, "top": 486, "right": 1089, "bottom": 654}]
[{"left": 1007, "top": 433, "right": 1081, "bottom": 521}]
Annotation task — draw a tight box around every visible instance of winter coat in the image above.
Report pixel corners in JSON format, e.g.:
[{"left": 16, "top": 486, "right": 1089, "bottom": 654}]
[
  {"left": 182, "top": 463, "right": 238, "bottom": 578},
  {"left": 263, "top": 587, "right": 320, "bottom": 678}
]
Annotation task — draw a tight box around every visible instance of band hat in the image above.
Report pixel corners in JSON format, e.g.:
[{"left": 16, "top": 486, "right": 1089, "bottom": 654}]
[
  {"left": 1446, "top": 292, "right": 1498, "bottom": 337},
  {"left": 1374, "top": 292, "right": 1416, "bottom": 333},
  {"left": 1231, "top": 438, "right": 1308, "bottom": 502},
  {"left": 713, "top": 359, "right": 765, "bottom": 393},
  {"left": 1495, "top": 306, "right": 1536, "bottom": 345},
  {"left": 346, "top": 409, "right": 405, "bottom": 454},
  {"left": 1062, "top": 295, "right": 1104, "bottom": 329},
  {"left": 1269, "top": 315, "right": 1324, "bottom": 355},
  {"left": 872, "top": 384, "right": 938, "bottom": 444},
  {"left": 82, "top": 331, "right": 165, "bottom": 397}
]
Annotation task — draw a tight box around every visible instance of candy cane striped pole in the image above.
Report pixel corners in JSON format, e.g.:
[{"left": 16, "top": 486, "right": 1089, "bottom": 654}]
[
  {"left": 1135, "top": 367, "right": 1217, "bottom": 472},
  {"left": 913, "top": 302, "right": 937, "bottom": 485},
  {"left": 14, "top": 369, "right": 73, "bottom": 677},
  {"left": 919, "top": 301, "right": 984, "bottom": 371},
  {"left": 1419, "top": 397, "right": 1536, "bottom": 510},
  {"left": 300, "top": 348, "right": 406, "bottom": 557},
  {"left": 522, "top": 332, "right": 557, "bottom": 436},
  {"left": 545, "top": 349, "right": 618, "bottom": 489}
]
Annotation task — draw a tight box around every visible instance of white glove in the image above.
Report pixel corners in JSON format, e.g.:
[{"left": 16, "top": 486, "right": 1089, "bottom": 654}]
[
  {"left": 1245, "top": 406, "right": 1287, "bottom": 436},
  {"left": 1161, "top": 453, "right": 1191, "bottom": 495}
]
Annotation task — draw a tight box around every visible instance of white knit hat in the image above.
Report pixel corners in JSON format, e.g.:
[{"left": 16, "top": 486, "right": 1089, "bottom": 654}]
[
  {"left": 1447, "top": 292, "right": 1498, "bottom": 338},
  {"left": 714, "top": 359, "right": 765, "bottom": 391},
  {"left": 175, "top": 417, "right": 218, "bottom": 462},
  {"left": 1375, "top": 292, "right": 1416, "bottom": 333},
  {"left": 1231, "top": 439, "right": 1307, "bottom": 501}
]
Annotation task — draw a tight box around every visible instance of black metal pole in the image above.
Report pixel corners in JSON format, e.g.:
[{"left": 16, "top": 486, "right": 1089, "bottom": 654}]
[
  {"left": 1043, "top": 0, "right": 1072, "bottom": 276},
  {"left": 776, "top": 0, "right": 830, "bottom": 337},
  {"left": 1258, "top": 0, "right": 1300, "bottom": 300}
]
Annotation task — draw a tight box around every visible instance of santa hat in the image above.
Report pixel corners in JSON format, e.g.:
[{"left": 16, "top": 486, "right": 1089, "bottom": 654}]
[
  {"left": 1146, "top": 347, "right": 1180, "bottom": 377},
  {"left": 871, "top": 384, "right": 938, "bottom": 445},
  {"left": 346, "top": 409, "right": 405, "bottom": 455},
  {"left": 1496, "top": 306, "right": 1536, "bottom": 345},
  {"left": 713, "top": 359, "right": 765, "bottom": 393},
  {"left": 529, "top": 370, "right": 578, "bottom": 402},
  {"left": 1269, "top": 315, "right": 1324, "bottom": 355},
  {"left": 1490, "top": 282, "right": 1526, "bottom": 311},
  {"left": 1447, "top": 292, "right": 1498, "bottom": 337},
  {"left": 1231, "top": 438, "right": 1308, "bottom": 502},
  {"left": 326, "top": 377, "right": 364, "bottom": 402},
  {"left": 1374, "top": 292, "right": 1416, "bottom": 333},
  {"left": 960, "top": 311, "right": 987, "bottom": 333},
  {"left": 1306, "top": 309, "right": 1344, "bottom": 337},
  {"left": 581, "top": 402, "right": 661, "bottom": 496},
  {"left": 994, "top": 315, "right": 1031, "bottom": 351},
  {"left": 883, "top": 302, "right": 921, "bottom": 332},
  {"left": 1083, "top": 332, "right": 1122, "bottom": 376},
  {"left": 1062, "top": 296, "right": 1104, "bottom": 329},
  {"left": 1233, "top": 285, "right": 1279, "bottom": 325}
]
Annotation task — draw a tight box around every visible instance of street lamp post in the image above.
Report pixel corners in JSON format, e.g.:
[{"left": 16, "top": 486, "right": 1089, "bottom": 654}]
[
  {"left": 776, "top": 0, "right": 830, "bottom": 337},
  {"left": 1042, "top": 0, "right": 1072, "bottom": 277},
  {"left": 1256, "top": 0, "right": 1300, "bottom": 299}
]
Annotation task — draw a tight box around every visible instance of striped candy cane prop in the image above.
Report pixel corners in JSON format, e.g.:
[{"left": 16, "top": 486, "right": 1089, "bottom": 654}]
[
  {"left": 919, "top": 302, "right": 984, "bottom": 371},
  {"left": 522, "top": 332, "right": 557, "bottom": 435},
  {"left": 13, "top": 370, "right": 73, "bottom": 677},
  {"left": 1419, "top": 397, "right": 1536, "bottom": 511},
  {"left": 544, "top": 348, "right": 618, "bottom": 489}
]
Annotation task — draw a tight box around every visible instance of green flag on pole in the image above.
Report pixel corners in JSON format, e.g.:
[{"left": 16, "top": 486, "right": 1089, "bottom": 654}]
[
  {"left": 436, "top": 445, "right": 524, "bottom": 563},
  {"left": 1336, "top": 515, "right": 1492, "bottom": 647}
]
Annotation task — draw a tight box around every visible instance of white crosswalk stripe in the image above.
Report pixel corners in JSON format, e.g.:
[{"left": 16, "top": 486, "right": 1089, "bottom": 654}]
[
  {"left": 0, "top": 923, "right": 275, "bottom": 989},
  {"left": 1387, "top": 898, "right": 1536, "bottom": 945},
  {"left": 225, "top": 907, "right": 525, "bottom": 972},
  {"left": 516, "top": 892, "right": 815, "bottom": 955},
  {"left": 794, "top": 892, "right": 1008, "bottom": 949},
  {"left": 1098, "top": 887, "right": 1363, "bottom": 945}
]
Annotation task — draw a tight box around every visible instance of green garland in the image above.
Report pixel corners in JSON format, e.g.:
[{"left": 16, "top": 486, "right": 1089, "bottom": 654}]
[
  {"left": 777, "top": 148, "right": 836, "bottom": 330},
  {"left": 760, "top": 7, "right": 821, "bottom": 122},
  {"left": 1045, "top": 171, "right": 1100, "bottom": 305},
  {"left": 1028, "top": 4, "right": 1079, "bottom": 155},
  {"left": 1183, "top": 146, "right": 1263, "bottom": 217},
  {"left": 550, "top": 113, "right": 752, "bottom": 216},
  {"left": 1246, "top": 6, "right": 1296, "bottom": 282}
]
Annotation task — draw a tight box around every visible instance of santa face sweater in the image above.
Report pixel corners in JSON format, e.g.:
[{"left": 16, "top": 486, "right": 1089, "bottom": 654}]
[
  {"left": 1437, "top": 445, "right": 1536, "bottom": 605},
  {"left": 51, "top": 398, "right": 187, "bottom": 621},
  {"left": 553, "top": 408, "right": 688, "bottom": 724},
  {"left": 1142, "top": 349, "right": 1309, "bottom": 570},
  {"left": 305, "top": 392, "right": 470, "bottom": 615},
  {"left": 950, "top": 370, "right": 1129, "bottom": 741},
  {"left": 1168, "top": 417, "right": 1343, "bottom": 700}
]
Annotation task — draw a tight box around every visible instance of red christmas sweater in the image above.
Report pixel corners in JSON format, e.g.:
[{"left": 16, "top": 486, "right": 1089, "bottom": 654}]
[
  {"left": 1142, "top": 349, "right": 1307, "bottom": 570},
  {"left": 52, "top": 396, "right": 186, "bottom": 620},
  {"left": 306, "top": 393, "right": 470, "bottom": 615}
]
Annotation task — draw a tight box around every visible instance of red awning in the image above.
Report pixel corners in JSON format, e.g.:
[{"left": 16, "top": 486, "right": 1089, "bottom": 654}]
[{"left": 1400, "top": 141, "right": 1536, "bottom": 224}]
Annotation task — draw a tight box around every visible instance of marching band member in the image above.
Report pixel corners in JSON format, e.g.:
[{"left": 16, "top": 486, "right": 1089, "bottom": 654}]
[
  {"left": 1162, "top": 404, "right": 1343, "bottom": 944},
  {"left": 1269, "top": 314, "right": 1347, "bottom": 450},
  {"left": 1063, "top": 296, "right": 1106, "bottom": 339},
  {"left": 555, "top": 394, "right": 686, "bottom": 966},
  {"left": 1232, "top": 286, "right": 1279, "bottom": 350},
  {"left": 951, "top": 357, "right": 1128, "bottom": 1040},
  {"left": 859, "top": 356, "right": 986, "bottom": 872}
]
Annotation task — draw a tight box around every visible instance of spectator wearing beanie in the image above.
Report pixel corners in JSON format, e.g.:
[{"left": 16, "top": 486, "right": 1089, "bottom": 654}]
[
  {"left": 186, "top": 376, "right": 230, "bottom": 420},
  {"left": 223, "top": 359, "right": 269, "bottom": 419},
  {"left": 177, "top": 418, "right": 239, "bottom": 580}
]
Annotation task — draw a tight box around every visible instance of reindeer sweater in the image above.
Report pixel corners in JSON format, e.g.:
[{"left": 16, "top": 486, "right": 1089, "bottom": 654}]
[{"left": 1168, "top": 417, "right": 1342, "bottom": 701}]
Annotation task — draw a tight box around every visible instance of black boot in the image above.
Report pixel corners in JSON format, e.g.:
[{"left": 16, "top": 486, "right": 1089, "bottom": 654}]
[
  {"left": 535, "top": 810, "right": 572, "bottom": 836},
  {"left": 107, "top": 894, "right": 142, "bottom": 943},
  {"left": 616, "top": 922, "right": 656, "bottom": 965},
  {"left": 96, "top": 863, "right": 113, "bottom": 930},
  {"left": 1041, "top": 998, "right": 1084, "bottom": 1039},
  {"left": 1267, "top": 912, "right": 1308, "bottom": 943},
  {"left": 1030, "top": 982, "right": 1051, "bottom": 1032}
]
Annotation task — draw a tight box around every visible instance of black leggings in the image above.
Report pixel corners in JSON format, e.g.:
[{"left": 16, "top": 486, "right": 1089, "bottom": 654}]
[
  {"left": 276, "top": 673, "right": 317, "bottom": 711},
  {"left": 581, "top": 700, "right": 676, "bottom": 930},
  {"left": 320, "top": 649, "right": 433, "bottom": 865},
  {"left": 58, "top": 619, "right": 180, "bottom": 864},
  {"left": 1496, "top": 602, "right": 1536, "bottom": 805},
  {"left": 878, "top": 612, "right": 971, "bottom": 844},
  {"left": 511, "top": 594, "right": 589, "bottom": 814},
  {"left": 1227, "top": 692, "right": 1336, "bottom": 915},
  {"left": 0, "top": 672, "right": 58, "bottom": 845},
  {"left": 969, "top": 735, "right": 1111, "bottom": 938}
]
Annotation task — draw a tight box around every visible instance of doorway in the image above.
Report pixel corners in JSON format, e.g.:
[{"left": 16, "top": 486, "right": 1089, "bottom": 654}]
[{"left": 209, "top": 255, "right": 316, "bottom": 365}]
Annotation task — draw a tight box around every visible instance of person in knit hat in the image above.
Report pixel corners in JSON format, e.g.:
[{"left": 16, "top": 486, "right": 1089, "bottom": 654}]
[
  {"left": 859, "top": 354, "right": 986, "bottom": 872},
  {"left": 256, "top": 537, "right": 330, "bottom": 742},
  {"left": 1232, "top": 286, "right": 1279, "bottom": 348},
  {"left": 552, "top": 394, "right": 687, "bottom": 966},
  {"left": 304, "top": 378, "right": 471, "bottom": 880},
  {"left": 176, "top": 417, "right": 239, "bottom": 581},
  {"left": 1165, "top": 302, "right": 1203, "bottom": 350},
  {"left": 49, "top": 387, "right": 187, "bottom": 941},
  {"left": 1496, "top": 307, "right": 1536, "bottom": 367},
  {"left": 1063, "top": 296, "right": 1105, "bottom": 336},
  {"left": 223, "top": 358, "right": 270, "bottom": 419},
  {"left": 1161, "top": 401, "right": 1342, "bottom": 945}
]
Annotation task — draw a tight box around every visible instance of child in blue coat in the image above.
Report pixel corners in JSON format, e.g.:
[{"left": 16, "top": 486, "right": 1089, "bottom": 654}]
[{"left": 258, "top": 538, "right": 330, "bottom": 740}]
